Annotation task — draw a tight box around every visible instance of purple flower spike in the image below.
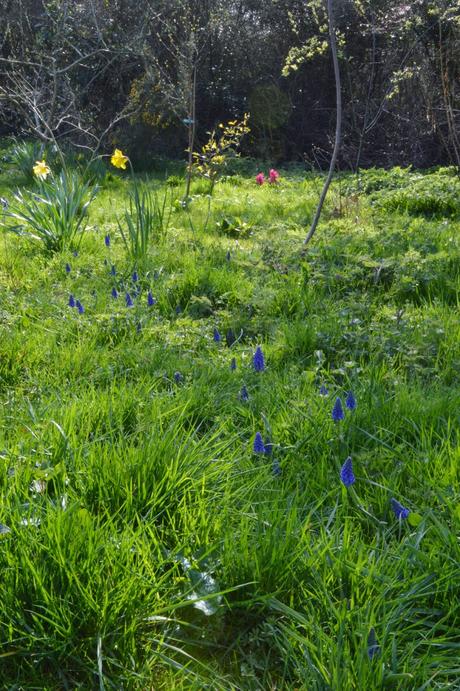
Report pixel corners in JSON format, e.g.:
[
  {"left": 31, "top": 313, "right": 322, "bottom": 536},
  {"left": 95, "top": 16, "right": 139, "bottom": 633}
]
[
  {"left": 110, "top": 265, "right": 116, "bottom": 276},
  {"left": 272, "top": 459, "right": 282, "bottom": 476},
  {"left": 345, "top": 391, "right": 356, "bottom": 410},
  {"left": 68, "top": 294, "right": 75, "bottom": 308},
  {"left": 319, "top": 384, "right": 329, "bottom": 397},
  {"left": 230, "top": 357, "right": 236, "bottom": 371},
  {"left": 104, "top": 234, "right": 110, "bottom": 247},
  {"left": 390, "top": 498, "right": 410, "bottom": 520},
  {"left": 253, "top": 432, "right": 265, "bottom": 454},
  {"left": 332, "top": 397, "right": 345, "bottom": 422},
  {"left": 65, "top": 263, "right": 71, "bottom": 274},
  {"left": 111, "top": 287, "right": 118, "bottom": 299},
  {"left": 147, "top": 291, "right": 156, "bottom": 307},
  {"left": 173, "top": 371, "right": 183, "bottom": 384},
  {"left": 340, "top": 456, "right": 355, "bottom": 487},
  {"left": 125, "top": 292, "right": 134, "bottom": 307},
  {"left": 213, "top": 327, "right": 221, "bottom": 342},
  {"left": 240, "top": 385, "right": 249, "bottom": 402},
  {"left": 226, "top": 250, "right": 231, "bottom": 262},
  {"left": 367, "top": 628, "right": 380, "bottom": 660},
  {"left": 76, "top": 300, "right": 84, "bottom": 314},
  {"left": 132, "top": 271, "right": 139, "bottom": 282},
  {"left": 253, "top": 346, "right": 265, "bottom": 372}
]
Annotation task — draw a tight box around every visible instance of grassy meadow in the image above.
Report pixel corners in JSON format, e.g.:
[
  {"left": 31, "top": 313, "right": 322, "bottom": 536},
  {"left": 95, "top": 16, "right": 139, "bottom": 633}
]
[{"left": 0, "top": 143, "right": 459, "bottom": 689}]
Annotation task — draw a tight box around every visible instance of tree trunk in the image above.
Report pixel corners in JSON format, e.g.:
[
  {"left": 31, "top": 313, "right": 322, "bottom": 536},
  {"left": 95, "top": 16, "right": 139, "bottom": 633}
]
[{"left": 303, "top": 0, "right": 342, "bottom": 247}]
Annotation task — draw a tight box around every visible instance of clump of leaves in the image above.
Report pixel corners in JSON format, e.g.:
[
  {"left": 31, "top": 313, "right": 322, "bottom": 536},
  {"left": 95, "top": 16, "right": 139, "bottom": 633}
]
[
  {"left": 118, "top": 183, "right": 172, "bottom": 266},
  {"left": 378, "top": 175, "right": 460, "bottom": 217},
  {"left": 2, "top": 169, "right": 97, "bottom": 253},
  {"left": 216, "top": 216, "right": 253, "bottom": 238},
  {"left": 11, "top": 140, "right": 52, "bottom": 181},
  {"left": 166, "top": 175, "right": 182, "bottom": 187}
]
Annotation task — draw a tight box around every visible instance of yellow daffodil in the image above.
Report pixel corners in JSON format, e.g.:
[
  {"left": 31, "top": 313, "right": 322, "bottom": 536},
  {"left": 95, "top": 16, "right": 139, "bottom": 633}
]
[
  {"left": 110, "top": 148, "right": 129, "bottom": 170},
  {"left": 33, "top": 160, "right": 51, "bottom": 180}
]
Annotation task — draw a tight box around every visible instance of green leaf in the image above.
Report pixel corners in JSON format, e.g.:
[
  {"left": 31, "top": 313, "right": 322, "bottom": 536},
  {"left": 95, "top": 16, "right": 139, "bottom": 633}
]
[{"left": 408, "top": 512, "right": 423, "bottom": 527}]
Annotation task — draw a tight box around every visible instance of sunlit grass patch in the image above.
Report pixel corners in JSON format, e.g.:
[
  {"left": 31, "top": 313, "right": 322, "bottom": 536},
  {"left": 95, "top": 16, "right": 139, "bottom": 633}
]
[{"left": 0, "top": 154, "right": 459, "bottom": 686}]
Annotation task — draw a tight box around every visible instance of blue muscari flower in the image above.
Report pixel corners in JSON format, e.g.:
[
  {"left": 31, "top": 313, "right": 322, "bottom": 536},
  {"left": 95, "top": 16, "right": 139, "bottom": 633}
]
[
  {"left": 340, "top": 456, "right": 355, "bottom": 487},
  {"left": 175, "top": 305, "right": 182, "bottom": 315},
  {"left": 332, "top": 397, "right": 344, "bottom": 422},
  {"left": 213, "top": 327, "right": 221, "bottom": 342},
  {"left": 65, "top": 263, "right": 71, "bottom": 274},
  {"left": 240, "top": 385, "right": 249, "bottom": 402},
  {"left": 68, "top": 294, "right": 75, "bottom": 308},
  {"left": 174, "top": 371, "right": 183, "bottom": 383},
  {"left": 111, "top": 287, "right": 118, "bottom": 299},
  {"left": 125, "top": 292, "right": 134, "bottom": 307},
  {"left": 110, "top": 265, "right": 116, "bottom": 276},
  {"left": 390, "top": 498, "right": 410, "bottom": 520},
  {"left": 253, "top": 345, "right": 265, "bottom": 372},
  {"left": 367, "top": 628, "right": 380, "bottom": 660},
  {"left": 132, "top": 271, "right": 139, "bottom": 282},
  {"left": 226, "top": 250, "right": 231, "bottom": 262},
  {"left": 76, "top": 300, "right": 84, "bottom": 314},
  {"left": 272, "top": 459, "right": 282, "bottom": 476},
  {"left": 319, "top": 384, "right": 329, "bottom": 396},
  {"left": 264, "top": 438, "right": 273, "bottom": 456},
  {"left": 230, "top": 357, "right": 236, "bottom": 371},
  {"left": 345, "top": 391, "right": 356, "bottom": 410},
  {"left": 72, "top": 250, "right": 78, "bottom": 257},
  {"left": 147, "top": 291, "right": 156, "bottom": 306},
  {"left": 104, "top": 234, "right": 110, "bottom": 247},
  {"left": 253, "top": 432, "right": 265, "bottom": 454}
]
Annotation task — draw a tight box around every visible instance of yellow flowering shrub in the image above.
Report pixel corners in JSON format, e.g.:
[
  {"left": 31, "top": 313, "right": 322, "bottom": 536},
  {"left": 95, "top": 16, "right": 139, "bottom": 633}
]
[{"left": 191, "top": 114, "right": 250, "bottom": 191}]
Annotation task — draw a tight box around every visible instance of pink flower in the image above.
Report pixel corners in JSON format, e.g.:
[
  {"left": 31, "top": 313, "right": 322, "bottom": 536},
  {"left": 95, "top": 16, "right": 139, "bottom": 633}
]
[
  {"left": 255, "top": 172, "right": 265, "bottom": 185},
  {"left": 269, "top": 169, "right": 280, "bottom": 184}
]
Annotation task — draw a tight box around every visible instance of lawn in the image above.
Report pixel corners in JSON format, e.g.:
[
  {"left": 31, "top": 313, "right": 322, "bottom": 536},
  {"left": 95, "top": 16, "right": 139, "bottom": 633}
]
[{"left": 0, "top": 145, "right": 459, "bottom": 689}]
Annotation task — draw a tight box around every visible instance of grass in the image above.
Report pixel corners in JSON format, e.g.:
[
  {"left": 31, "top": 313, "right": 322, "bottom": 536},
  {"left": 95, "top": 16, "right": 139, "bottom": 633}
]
[{"left": 0, "top": 143, "right": 459, "bottom": 688}]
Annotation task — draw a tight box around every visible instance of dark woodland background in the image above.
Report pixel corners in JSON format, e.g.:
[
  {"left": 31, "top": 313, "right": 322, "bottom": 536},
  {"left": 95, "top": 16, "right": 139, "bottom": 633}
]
[{"left": 1, "top": 0, "right": 459, "bottom": 169}]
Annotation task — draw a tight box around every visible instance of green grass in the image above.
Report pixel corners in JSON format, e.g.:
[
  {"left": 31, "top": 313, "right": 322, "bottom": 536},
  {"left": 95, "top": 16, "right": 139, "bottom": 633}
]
[{"left": 0, "top": 145, "right": 459, "bottom": 688}]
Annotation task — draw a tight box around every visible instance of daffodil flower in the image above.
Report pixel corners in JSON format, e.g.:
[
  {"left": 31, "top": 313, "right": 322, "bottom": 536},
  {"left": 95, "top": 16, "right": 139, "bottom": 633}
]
[
  {"left": 33, "top": 160, "right": 51, "bottom": 180},
  {"left": 110, "top": 148, "right": 129, "bottom": 170}
]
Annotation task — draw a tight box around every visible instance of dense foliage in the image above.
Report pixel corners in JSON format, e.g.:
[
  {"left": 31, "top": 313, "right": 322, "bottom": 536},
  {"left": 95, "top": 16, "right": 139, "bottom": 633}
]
[{"left": 1, "top": 0, "right": 459, "bottom": 167}]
